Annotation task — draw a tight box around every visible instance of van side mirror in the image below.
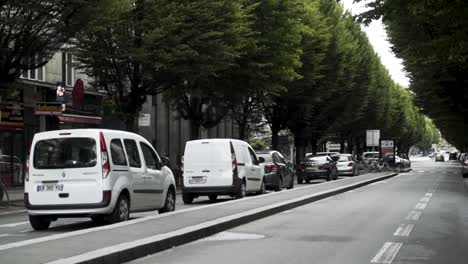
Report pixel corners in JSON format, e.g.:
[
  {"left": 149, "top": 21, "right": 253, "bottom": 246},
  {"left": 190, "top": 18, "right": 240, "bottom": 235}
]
[{"left": 258, "top": 157, "right": 265, "bottom": 163}]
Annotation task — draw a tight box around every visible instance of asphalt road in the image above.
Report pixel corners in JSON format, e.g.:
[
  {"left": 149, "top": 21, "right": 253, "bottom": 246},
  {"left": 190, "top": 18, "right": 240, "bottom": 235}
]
[
  {"left": 129, "top": 158, "right": 468, "bottom": 264},
  {"left": 0, "top": 175, "right": 338, "bottom": 246}
]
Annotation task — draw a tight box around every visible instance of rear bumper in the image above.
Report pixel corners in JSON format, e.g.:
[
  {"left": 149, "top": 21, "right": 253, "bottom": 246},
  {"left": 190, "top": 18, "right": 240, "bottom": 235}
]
[
  {"left": 297, "top": 170, "right": 329, "bottom": 179},
  {"left": 264, "top": 172, "right": 278, "bottom": 187},
  {"left": 462, "top": 166, "right": 468, "bottom": 175},
  {"left": 338, "top": 167, "right": 354, "bottom": 175},
  {"left": 183, "top": 177, "right": 242, "bottom": 196}
]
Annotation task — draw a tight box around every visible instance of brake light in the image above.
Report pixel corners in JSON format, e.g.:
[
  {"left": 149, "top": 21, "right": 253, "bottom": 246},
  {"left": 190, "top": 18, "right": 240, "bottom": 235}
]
[
  {"left": 296, "top": 163, "right": 305, "bottom": 172},
  {"left": 25, "top": 144, "right": 31, "bottom": 182},
  {"left": 100, "top": 132, "right": 111, "bottom": 178},
  {"left": 102, "top": 190, "right": 112, "bottom": 204},
  {"left": 230, "top": 143, "right": 238, "bottom": 181},
  {"left": 264, "top": 163, "right": 279, "bottom": 173},
  {"left": 348, "top": 162, "right": 353, "bottom": 167},
  {"left": 24, "top": 193, "right": 29, "bottom": 207},
  {"left": 232, "top": 152, "right": 237, "bottom": 171},
  {"left": 323, "top": 163, "right": 331, "bottom": 170},
  {"left": 464, "top": 160, "right": 468, "bottom": 166}
]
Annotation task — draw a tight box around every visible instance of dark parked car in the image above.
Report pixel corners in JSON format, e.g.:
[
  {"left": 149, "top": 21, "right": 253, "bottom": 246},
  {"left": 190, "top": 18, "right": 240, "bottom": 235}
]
[
  {"left": 257, "top": 151, "right": 294, "bottom": 191},
  {"left": 296, "top": 155, "right": 339, "bottom": 183}
]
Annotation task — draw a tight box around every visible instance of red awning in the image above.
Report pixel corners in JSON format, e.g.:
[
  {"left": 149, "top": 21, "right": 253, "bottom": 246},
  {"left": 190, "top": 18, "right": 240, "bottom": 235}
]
[{"left": 57, "top": 114, "right": 102, "bottom": 124}]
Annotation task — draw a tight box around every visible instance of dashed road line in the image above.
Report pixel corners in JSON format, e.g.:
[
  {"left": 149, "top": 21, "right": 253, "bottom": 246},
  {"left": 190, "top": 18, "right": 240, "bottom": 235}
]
[
  {"left": 371, "top": 242, "right": 403, "bottom": 263},
  {"left": 0, "top": 210, "right": 27, "bottom": 216},
  {"left": 415, "top": 203, "right": 427, "bottom": 210},
  {"left": 393, "top": 224, "right": 414, "bottom": 237},
  {"left": 420, "top": 197, "right": 430, "bottom": 203},
  {"left": 405, "top": 211, "right": 422, "bottom": 221},
  {"left": 425, "top": 192, "right": 433, "bottom": 197},
  {"left": 0, "top": 221, "right": 29, "bottom": 228}
]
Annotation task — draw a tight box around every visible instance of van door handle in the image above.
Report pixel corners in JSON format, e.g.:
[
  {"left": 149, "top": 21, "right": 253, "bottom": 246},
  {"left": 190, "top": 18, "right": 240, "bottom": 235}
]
[
  {"left": 202, "top": 170, "right": 210, "bottom": 173},
  {"left": 251, "top": 168, "right": 256, "bottom": 172}
]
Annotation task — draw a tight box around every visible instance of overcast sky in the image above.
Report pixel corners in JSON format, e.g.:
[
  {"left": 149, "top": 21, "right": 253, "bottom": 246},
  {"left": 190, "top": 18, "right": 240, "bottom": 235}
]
[{"left": 341, "top": 0, "right": 410, "bottom": 87}]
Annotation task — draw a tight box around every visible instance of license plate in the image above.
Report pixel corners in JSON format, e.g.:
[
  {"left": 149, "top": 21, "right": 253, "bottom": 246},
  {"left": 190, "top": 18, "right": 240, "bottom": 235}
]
[
  {"left": 306, "top": 166, "right": 316, "bottom": 171},
  {"left": 37, "top": 184, "right": 64, "bottom": 192},
  {"left": 189, "top": 177, "right": 206, "bottom": 184}
]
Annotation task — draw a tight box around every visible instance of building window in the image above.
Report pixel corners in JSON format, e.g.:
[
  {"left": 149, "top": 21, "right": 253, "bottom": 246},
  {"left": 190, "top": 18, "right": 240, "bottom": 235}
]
[
  {"left": 63, "top": 52, "right": 74, "bottom": 86},
  {"left": 20, "top": 55, "right": 45, "bottom": 81}
]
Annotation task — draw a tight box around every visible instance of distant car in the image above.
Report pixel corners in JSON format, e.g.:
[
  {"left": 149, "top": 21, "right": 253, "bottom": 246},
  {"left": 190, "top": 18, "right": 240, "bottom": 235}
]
[
  {"left": 256, "top": 150, "right": 294, "bottom": 191},
  {"left": 336, "top": 154, "right": 359, "bottom": 176},
  {"left": 428, "top": 152, "right": 435, "bottom": 158},
  {"left": 296, "top": 155, "right": 338, "bottom": 183},
  {"left": 305, "top": 152, "right": 339, "bottom": 157},
  {"left": 435, "top": 153, "right": 445, "bottom": 162},
  {"left": 362, "top": 152, "right": 380, "bottom": 162},
  {"left": 462, "top": 157, "right": 468, "bottom": 178}
]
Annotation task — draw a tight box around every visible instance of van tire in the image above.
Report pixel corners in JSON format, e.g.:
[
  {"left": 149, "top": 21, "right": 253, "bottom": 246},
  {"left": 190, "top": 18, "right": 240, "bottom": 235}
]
[
  {"left": 29, "top": 215, "right": 51, "bottom": 230},
  {"left": 91, "top": 215, "right": 106, "bottom": 225},
  {"left": 109, "top": 194, "right": 130, "bottom": 224},
  {"left": 182, "top": 193, "right": 194, "bottom": 204},
  {"left": 256, "top": 180, "right": 266, "bottom": 195},
  {"left": 159, "top": 188, "right": 176, "bottom": 214},
  {"left": 236, "top": 182, "right": 246, "bottom": 199},
  {"left": 208, "top": 195, "right": 218, "bottom": 202}
]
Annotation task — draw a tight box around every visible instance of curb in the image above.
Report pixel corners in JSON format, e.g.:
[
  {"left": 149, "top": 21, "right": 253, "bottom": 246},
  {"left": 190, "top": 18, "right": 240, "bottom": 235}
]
[{"left": 49, "top": 172, "right": 398, "bottom": 264}]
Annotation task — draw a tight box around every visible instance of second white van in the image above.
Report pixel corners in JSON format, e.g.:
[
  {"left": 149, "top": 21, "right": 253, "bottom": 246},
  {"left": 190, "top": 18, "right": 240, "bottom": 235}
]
[
  {"left": 25, "top": 129, "right": 176, "bottom": 230},
  {"left": 182, "top": 139, "right": 265, "bottom": 204}
]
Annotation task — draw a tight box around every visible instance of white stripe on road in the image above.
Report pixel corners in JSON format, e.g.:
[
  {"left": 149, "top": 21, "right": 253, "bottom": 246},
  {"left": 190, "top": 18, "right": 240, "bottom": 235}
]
[
  {"left": 371, "top": 242, "right": 403, "bottom": 263},
  {"left": 420, "top": 197, "right": 430, "bottom": 203},
  {"left": 405, "top": 211, "right": 422, "bottom": 221},
  {"left": 0, "top": 221, "right": 29, "bottom": 228},
  {"left": 418, "top": 171, "right": 425, "bottom": 173},
  {"left": 425, "top": 193, "right": 433, "bottom": 197},
  {"left": 0, "top": 210, "right": 26, "bottom": 216},
  {"left": 0, "top": 174, "right": 397, "bottom": 252},
  {"left": 393, "top": 224, "right": 414, "bottom": 237},
  {"left": 0, "top": 234, "right": 26, "bottom": 237},
  {"left": 415, "top": 203, "right": 427, "bottom": 210}
]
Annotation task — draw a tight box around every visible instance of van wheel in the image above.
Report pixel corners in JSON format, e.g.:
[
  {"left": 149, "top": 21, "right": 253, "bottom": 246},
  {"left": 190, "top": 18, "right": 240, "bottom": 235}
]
[
  {"left": 257, "top": 180, "right": 266, "bottom": 195},
  {"left": 236, "top": 182, "right": 246, "bottom": 199},
  {"left": 159, "top": 188, "right": 176, "bottom": 214},
  {"left": 29, "top": 215, "right": 51, "bottom": 230},
  {"left": 182, "top": 193, "right": 194, "bottom": 204},
  {"left": 109, "top": 194, "right": 130, "bottom": 224},
  {"left": 208, "top": 195, "right": 218, "bottom": 202}
]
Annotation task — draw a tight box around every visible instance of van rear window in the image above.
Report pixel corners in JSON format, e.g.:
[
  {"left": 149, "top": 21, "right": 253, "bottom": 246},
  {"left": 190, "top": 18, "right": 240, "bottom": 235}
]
[{"left": 33, "top": 138, "right": 97, "bottom": 169}]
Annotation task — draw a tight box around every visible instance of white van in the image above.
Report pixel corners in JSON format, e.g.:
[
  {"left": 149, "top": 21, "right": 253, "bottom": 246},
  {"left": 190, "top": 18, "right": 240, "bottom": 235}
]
[
  {"left": 25, "top": 129, "right": 176, "bottom": 230},
  {"left": 182, "top": 139, "right": 265, "bottom": 203}
]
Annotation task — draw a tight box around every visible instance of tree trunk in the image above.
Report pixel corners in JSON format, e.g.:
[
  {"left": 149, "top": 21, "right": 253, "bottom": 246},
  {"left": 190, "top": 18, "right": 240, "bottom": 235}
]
[
  {"left": 311, "top": 138, "right": 318, "bottom": 155},
  {"left": 125, "top": 116, "right": 137, "bottom": 132},
  {"left": 190, "top": 121, "right": 200, "bottom": 140},
  {"left": 238, "top": 124, "right": 247, "bottom": 140},
  {"left": 340, "top": 139, "right": 345, "bottom": 153},
  {"left": 271, "top": 127, "right": 279, "bottom": 150}
]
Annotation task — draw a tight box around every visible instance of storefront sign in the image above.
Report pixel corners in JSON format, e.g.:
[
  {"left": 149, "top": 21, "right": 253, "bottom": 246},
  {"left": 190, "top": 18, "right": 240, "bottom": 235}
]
[
  {"left": 366, "top": 129, "right": 380, "bottom": 147},
  {"left": 380, "top": 139, "right": 395, "bottom": 162},
  {"left": 138, "top": 114, "right": 150, "bottom": 127},
  {"left": 0, "top": 107, "right": 24, "bottom": 127},
  {"left": 34, "top": 103, "right": 63, "bottom": 115}
]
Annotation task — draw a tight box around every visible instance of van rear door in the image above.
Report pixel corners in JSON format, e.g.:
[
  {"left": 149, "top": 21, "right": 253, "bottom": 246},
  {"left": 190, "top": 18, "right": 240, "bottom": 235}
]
[
  {"left": 29, "top": 134, "right": 102, "bottom": 205},
  {"left": 184, "top": 140, "right": 232, "bottom": 187}
]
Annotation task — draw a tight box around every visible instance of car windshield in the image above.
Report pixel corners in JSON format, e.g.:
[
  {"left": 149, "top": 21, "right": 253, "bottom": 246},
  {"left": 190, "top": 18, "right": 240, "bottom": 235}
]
[
  {"left": 305, "top": 155, "right": 328, "bottom": 163},
  {"left": 337, "top": 155, "right": 350, "bottom": 162},
  {"left": 33, "top": 138, "right": 97, "bottom": 169}
]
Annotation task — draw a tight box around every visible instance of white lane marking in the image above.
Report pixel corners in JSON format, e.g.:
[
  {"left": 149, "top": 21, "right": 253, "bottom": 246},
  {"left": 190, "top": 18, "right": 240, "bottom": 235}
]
[
  {"left": 393, "top": 224, "right": 414, "bottom": 237},
  {"left": 280, "top": 210, "right": 292, "bottom": 214},
  {"left": 425, "top": 193, "right": 433, "bottom": 197},
  {"left": 415, "top": 203, "right": 427, "bottom": 210},
  {"left": 418, "top": 171, "right": 425, "bottom": 173},
  {"left": 0, "top": 221, "right": 29, "bottom": 228},
  {"left": 0, "top": 234, "right": 9, "bottom": 237},
  {"left": 405, "top": 211, "right": 422, "bottom": 221},
  {"left": 202, "top": 231, "right": 265, "bottom": 241},
  {"left": 369, "top": 181, "right": 388, "bottom": 186},
  {"left": 371, "top": 242, "right": 403, "bottom": 263},
  {"left": 0, "top": 210, "right": 26, "bottom": 216},
  {"left": 0, "top": 173, "right": 397, "bottom": 252},
  {"left": 19, "top": 229, "right": 33, "bottom": 233},
  {"left": 0, "top": 234, "right": 26, "bottom": 237},
  {"left": 420, "top": 197, "right": 430, "bottom": 203}
]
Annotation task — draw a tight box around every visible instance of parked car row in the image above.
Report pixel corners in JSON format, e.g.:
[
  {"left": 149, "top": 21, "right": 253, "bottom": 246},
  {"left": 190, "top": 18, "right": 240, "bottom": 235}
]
[{"left": 459, "top": 153, "right": 468, "bottom": 178}]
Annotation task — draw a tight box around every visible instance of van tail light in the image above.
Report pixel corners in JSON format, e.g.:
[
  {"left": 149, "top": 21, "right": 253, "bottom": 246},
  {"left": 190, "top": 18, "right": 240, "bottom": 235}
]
[
  {"left": 464, "top": 160, "right": 468, "bottom": 166},
  {"left": 348, "top": 162, "right": 354, "bottom": 167},
  {"left": 24, "top": 193, "right": 30, "bottom": 207},
  {"left": 323, "top": 163, "right": 331, "bottom": 170},
  {"left": 25, "top": 144, "right": 31, "bottom": 182},
  {"left": 230, "top": 143, "right": 238, "bottom": 180},
  {"left": 100, "top": 132, "right": 111, "bottom": 179}
]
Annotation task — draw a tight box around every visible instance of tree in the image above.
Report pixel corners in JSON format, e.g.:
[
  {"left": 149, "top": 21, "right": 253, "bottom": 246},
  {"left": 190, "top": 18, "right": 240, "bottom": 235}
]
[
  {"left": 355, "top": 0, "right": 468, "bottom": 151},
  {"left": 0, "top": 0, "right": 103, "bottom": 93}
]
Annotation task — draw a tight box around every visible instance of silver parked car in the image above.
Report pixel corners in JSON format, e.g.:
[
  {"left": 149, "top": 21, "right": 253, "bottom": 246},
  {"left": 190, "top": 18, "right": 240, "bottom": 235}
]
[{"left": 336, "top": 154, "right": 359, "bottom": 176}]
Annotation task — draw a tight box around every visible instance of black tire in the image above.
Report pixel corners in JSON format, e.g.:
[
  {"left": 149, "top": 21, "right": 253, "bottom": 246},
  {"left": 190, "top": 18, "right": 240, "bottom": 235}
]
[
  {"left": 182, "top": 193, "right": 194, "bottom": 204},
  {"left": 256, "top": 180, "right": 266, "bottom": 195},
  {"left": 297, "top": 177, "right": 304, "bottom": 184},
  {"left": 235, "top": 181, "right": 246, "bottom": 199},
  {"left": 208, "top": 194, "right": 218, "bottom": 202},
  {"left": 355, "top": 168, "right": 359, "bottom": 176},
  {"left": 326, "top": 171, "right": 332, "bottom": 181},
  {"left": 334, "top": 169, "right": 339, "bottom": 180},
  {"left": 91, "top": 215, "right": 107, "bottom": 225},
  {"left": 305, "top": 179, "right": 311, "bottom": 184},
  {"left": 287, "top": 176, "right": 294, "bottom": 189},
  {"left": 463, "top": 174, "right": 468, "bottom": 178},
  {"left": 274, "top": 176, "right": 282, "bottom": 192},
  {"left": 29, "top": 215, "right": 51, "bottom": 231},
  {"left": 159, "top": 188, "right": 176, "bottom": 213},
  {"left": 108, "top": 194, "right": 130, "bottom": 224}
]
